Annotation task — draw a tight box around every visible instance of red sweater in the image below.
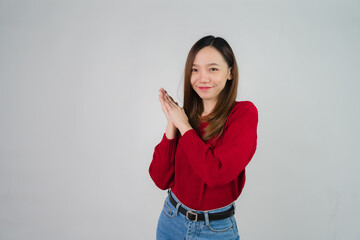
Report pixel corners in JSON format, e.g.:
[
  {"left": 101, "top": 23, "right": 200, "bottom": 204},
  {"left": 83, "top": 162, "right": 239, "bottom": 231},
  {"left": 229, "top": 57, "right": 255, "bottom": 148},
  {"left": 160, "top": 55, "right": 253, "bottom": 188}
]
[{"left": 149, "top": 101, "right": 258, "bottom": 211}]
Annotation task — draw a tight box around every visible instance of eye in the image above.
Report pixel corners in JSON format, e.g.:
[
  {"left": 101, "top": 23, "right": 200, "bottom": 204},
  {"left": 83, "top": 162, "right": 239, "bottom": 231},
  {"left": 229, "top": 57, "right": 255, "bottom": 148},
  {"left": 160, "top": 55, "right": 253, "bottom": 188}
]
[
  {"left": 210, "top": 68, "right": 218, "bottom": 71},
  {"left": 191, "top": 68, "right": 197, "bottom": 72}
]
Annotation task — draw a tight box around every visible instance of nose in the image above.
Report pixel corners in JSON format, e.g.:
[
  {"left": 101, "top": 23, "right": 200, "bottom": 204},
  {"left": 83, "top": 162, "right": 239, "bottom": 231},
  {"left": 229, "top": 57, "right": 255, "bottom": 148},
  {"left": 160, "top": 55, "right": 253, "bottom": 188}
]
[{"left": 199, "top": 71, "right": 210, "bottom": 83}]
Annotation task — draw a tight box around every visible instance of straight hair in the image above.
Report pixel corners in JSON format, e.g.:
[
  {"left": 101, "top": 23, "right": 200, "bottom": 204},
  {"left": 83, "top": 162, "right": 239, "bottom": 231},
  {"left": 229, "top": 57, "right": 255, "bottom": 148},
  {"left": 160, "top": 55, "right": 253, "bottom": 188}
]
[{"left": 176, "top": 35, "right": 239, "bottom": 141}]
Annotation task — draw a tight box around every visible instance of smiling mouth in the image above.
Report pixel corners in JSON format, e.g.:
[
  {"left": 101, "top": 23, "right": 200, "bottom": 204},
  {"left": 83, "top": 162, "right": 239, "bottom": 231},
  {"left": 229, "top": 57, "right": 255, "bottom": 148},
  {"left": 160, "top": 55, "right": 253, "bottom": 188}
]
[{"left": 198, "top": 86, "right": 212, "bottom": 90}]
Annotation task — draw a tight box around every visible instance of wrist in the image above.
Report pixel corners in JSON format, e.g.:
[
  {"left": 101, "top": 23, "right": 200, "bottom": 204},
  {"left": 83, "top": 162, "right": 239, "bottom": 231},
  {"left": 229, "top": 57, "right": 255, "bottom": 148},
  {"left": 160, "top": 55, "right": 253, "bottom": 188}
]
[
  {"left": 166, "top": 122, "right": 176, "bottom": 130},
  {"left": 179, "top": 124, "right": 192, "bottom": 136},
  {"left": 165, "top": 123, "right": 177, "bottom": 139}
]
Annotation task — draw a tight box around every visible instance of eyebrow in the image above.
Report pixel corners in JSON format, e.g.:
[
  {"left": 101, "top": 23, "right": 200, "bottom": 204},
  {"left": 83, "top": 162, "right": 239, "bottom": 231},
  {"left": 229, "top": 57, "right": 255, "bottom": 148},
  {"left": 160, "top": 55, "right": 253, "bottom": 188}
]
[{"left": 192, "top": 63, "right": 220, "bottom": 67}]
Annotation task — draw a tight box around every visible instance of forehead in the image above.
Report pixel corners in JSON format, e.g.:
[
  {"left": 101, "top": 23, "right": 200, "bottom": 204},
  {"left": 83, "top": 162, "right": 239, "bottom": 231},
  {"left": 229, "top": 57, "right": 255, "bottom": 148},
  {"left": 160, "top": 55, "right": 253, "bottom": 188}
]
[{"left": 193, "top": 46, "right": 227, "bottom": 66}]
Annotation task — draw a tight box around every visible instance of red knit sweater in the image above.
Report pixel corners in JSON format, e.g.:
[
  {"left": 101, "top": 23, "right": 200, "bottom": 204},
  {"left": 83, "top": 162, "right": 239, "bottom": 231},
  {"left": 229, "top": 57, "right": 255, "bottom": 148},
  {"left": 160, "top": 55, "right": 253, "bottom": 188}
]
[{"left": 149, "top": 101, "right": 258, "bottom": 211}]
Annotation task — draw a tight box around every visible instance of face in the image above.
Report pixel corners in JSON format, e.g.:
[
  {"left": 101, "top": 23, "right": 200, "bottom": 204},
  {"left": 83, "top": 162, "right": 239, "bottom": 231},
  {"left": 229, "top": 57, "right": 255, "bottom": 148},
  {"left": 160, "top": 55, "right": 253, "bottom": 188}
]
[{"left": 190, "top": 46, "right": 232, "bottom": 103}]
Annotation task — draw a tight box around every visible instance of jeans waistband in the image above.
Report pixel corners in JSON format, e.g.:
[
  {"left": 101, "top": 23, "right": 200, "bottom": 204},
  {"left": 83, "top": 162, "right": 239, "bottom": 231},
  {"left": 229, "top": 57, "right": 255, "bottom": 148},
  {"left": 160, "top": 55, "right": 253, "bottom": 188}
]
[{"left": 167, "top": 189, "right": 236, "bottom": 214}]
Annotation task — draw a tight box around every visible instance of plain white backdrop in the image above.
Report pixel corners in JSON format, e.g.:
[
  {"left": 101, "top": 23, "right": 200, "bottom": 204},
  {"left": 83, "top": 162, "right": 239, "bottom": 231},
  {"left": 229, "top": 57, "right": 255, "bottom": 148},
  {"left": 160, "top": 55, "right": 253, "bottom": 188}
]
[{"left": 0, "top": 0, "right": 359, "bottom": 239}]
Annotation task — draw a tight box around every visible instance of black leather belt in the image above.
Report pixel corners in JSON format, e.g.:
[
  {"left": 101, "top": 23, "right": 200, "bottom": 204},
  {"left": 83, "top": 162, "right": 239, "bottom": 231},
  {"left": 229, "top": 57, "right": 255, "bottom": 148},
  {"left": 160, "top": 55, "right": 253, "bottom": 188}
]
[{"left": 168, "top": 190, "right": 235, "bottom": 222}]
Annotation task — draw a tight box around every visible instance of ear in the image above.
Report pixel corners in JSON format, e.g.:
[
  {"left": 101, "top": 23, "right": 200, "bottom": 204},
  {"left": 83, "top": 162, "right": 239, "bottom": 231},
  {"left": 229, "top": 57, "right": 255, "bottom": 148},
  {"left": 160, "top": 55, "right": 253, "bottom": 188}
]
[{"left": 227, "top": 67, "right": 233, "bottom": 80}]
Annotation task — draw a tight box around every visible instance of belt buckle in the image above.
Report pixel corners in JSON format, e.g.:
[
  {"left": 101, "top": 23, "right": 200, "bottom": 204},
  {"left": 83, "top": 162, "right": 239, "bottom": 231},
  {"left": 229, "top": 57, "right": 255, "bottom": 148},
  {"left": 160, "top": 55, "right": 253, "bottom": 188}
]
[{"left": 186, "top": 210, "right": 198, "bottom": 222}]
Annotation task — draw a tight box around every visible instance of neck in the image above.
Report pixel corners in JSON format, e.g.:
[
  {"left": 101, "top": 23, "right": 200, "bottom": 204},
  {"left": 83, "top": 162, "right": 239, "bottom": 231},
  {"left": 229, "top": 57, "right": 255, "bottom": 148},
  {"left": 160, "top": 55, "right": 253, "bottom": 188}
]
[{"left": 201, "top": 99, "right": 217, "bottom": 117}]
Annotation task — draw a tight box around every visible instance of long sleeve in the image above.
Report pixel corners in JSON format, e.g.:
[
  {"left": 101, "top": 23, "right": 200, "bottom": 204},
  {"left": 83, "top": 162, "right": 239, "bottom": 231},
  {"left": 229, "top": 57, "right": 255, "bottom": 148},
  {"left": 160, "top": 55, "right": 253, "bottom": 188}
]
[
  {"left": 148, "top": 133, "right": 178, "bottom": 190},
  {"left": 178, "top": 102, "right": 258, "bottom": 188}
]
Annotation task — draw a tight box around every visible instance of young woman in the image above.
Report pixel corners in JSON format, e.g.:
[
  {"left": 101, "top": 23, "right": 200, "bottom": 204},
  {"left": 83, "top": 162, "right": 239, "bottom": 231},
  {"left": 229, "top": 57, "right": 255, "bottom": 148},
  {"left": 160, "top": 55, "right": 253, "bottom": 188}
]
[{"left": 149, "top": 35, "right": 258, "bottom": 240}]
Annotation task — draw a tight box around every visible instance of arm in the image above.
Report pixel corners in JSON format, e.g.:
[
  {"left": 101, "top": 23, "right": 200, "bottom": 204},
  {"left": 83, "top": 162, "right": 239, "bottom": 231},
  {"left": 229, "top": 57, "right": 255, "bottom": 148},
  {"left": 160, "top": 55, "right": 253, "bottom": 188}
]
[
  {"left": 148, "top": 131, "right": 178, "bottom": 190},
  {"left": 178, "top": 102, "right": 258, "bottom": 188}
]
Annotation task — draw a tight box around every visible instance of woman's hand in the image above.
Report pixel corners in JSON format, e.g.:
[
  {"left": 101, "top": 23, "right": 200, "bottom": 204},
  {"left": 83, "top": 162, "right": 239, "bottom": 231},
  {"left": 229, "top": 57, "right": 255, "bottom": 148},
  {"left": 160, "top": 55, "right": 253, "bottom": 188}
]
[
  {"left": 158, "top": 88, "right": 193, "bottom": 135},
  {"left": 159, "top": 88, "right": 176, "bottom": 124}
]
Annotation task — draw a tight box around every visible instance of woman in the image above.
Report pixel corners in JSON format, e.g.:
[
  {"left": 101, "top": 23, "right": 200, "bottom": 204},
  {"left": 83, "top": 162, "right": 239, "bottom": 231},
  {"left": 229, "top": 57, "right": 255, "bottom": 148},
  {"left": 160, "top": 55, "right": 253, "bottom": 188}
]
[{"left": 149, "top": 35, "right": 258, "bottom": 240}]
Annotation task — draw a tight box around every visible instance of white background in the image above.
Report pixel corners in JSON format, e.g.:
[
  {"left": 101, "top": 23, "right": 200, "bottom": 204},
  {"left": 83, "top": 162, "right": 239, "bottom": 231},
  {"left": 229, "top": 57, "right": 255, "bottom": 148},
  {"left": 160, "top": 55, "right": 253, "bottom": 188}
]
[{"left": 0, "top": 0, "right": 359, "bottom": 239}]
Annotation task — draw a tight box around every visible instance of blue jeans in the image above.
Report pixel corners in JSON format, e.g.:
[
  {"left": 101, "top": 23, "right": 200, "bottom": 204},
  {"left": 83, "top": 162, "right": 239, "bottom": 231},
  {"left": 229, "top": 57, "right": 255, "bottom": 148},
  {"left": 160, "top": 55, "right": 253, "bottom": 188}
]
[{"left": 156, "top": 190, "right": 240, "bottom": 240}]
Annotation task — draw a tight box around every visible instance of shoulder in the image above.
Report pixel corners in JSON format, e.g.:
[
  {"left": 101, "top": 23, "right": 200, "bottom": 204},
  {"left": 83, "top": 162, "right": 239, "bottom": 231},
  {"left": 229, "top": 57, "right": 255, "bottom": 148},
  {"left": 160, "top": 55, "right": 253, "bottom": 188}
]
[
  {"left": 222, "top": 101, "right": 258, "bottom": 132},
  {"left": 231, "top": 100, "right": 258, "bottom": 116},
  {"left": 224, "top": 100, "right": 258, "bottom": 126}
]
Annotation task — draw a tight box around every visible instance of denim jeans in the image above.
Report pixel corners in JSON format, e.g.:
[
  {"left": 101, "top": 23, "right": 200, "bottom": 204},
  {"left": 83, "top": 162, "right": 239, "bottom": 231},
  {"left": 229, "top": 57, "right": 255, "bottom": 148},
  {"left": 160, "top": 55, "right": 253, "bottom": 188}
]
[{"left": 156, "top": 189, "right": 240, "bottom": 240}]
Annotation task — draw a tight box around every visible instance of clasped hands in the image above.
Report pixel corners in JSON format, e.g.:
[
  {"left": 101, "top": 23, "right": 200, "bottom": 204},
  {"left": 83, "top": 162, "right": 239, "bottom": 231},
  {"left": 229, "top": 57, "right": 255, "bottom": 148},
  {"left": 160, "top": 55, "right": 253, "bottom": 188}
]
[{"left": 158, "top": 88, "right": 193, "bottom": 136}]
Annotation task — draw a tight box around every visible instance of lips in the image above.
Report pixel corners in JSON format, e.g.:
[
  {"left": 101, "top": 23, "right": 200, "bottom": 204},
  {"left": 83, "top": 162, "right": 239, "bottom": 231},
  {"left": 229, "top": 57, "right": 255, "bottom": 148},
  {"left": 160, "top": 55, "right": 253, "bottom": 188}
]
[{"left": 198, "top": 86, "right": 212, "bottom": 90}]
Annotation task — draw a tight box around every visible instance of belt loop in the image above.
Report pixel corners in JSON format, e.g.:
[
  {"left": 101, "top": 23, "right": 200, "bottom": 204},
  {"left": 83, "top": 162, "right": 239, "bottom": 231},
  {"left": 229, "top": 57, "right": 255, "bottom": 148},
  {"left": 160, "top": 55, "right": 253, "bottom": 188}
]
[
  {"left": 168, "top": 189, "right": 180, "bottom": 216},
  {"left": 204, "top": 211, "right": 210, "bottom": 226},
  {"left": 175, "top": 202, "right": 181, "bottom": 216}
]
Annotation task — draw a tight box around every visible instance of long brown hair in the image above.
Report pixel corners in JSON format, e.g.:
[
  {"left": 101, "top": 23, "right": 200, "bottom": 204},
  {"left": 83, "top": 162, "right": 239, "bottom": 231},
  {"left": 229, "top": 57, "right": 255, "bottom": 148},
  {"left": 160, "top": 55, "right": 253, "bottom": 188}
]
[{"left": 177, "top": 35, "right": 239, "bottom": 141}]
